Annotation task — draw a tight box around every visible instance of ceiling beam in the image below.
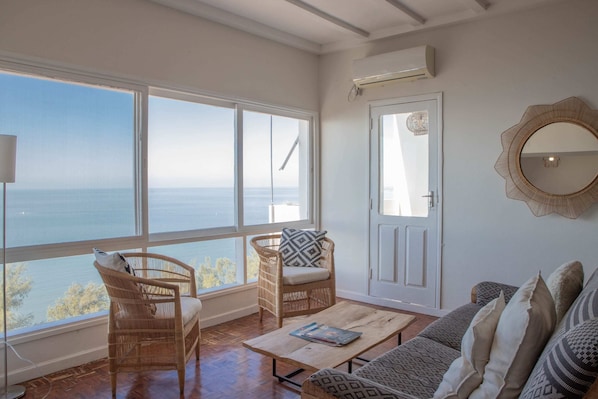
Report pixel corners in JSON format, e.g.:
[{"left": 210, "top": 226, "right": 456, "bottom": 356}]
[
  {"left": 385, "top": 0, "right": 426, "bottom": 25},
  {"left": 285, "top": 0, "right": 370, "bottom": 38},
  {"left": 463, "top": 0, "right": 491, "bottom": 12}
]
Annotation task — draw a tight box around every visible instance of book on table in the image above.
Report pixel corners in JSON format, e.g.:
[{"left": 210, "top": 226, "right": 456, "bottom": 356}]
[{"left": 289, "top": 322, "right": 362, "bottom": 346}]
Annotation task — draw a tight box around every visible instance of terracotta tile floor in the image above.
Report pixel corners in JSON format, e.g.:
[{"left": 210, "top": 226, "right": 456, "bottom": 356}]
[{"left": 21, "top": 300, "right": 436, "bottom": 398}]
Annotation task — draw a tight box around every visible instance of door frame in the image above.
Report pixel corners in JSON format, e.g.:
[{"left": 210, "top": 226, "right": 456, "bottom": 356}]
[{"left": 368, "top": 92, "right": 443, "bottom": 311}]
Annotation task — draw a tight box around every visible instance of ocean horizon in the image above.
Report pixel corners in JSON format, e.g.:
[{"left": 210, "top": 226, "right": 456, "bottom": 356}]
[{"left": 3, "top": 187, "right": 299, "bottom": 329}]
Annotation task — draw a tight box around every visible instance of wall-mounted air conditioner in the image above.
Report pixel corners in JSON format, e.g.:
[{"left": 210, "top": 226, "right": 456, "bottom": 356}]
[{"left": 352, "top": 45, "right": 435, "bottom": 88}]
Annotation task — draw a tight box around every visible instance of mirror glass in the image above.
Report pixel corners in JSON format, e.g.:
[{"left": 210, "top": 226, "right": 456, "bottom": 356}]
[{"left": 520, "top": 122, "right": 598, "bottom": 195}]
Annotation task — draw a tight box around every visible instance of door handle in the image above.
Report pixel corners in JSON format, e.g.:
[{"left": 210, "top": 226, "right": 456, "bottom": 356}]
[{"left": 422, "top": 191, "right": 434, "bottom": 209}]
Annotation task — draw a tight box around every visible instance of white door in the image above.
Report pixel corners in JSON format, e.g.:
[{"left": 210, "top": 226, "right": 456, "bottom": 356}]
[{"left": 369, "top": 93, "right": 442, "bottom": 308}]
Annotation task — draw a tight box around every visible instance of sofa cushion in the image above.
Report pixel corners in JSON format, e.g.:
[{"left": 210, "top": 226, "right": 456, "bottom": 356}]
[
  {"left": 353, "top": 336, "right": 460, "bottom": 399},
  {"left": 279, "top": 228, "right": 327, "bottom": 267},
  {"left": 520, "top": 318, "right": 598, "bottom": 399},
  {"left": 470, "top": 273, "right": 556, "bottom": 399},
  {"left": 474, "top": 281, "right": 519, "bottom": 306},
  {"left": 434, "top": 292, "right": 505, "bottom": 399},
  {"left": 419, "top": 302, "right": 481, "bottom": 351},
  {"left": 546, "top": 260, "right": 584, "bottom": 324}
]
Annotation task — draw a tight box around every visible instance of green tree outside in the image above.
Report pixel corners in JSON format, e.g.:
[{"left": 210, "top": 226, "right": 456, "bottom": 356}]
[
  {"left": 0, "top": 263, "right": 34, "bottom": 331},
  {"left": 47, "top": 282, "right": 109, "bottom": 322}
]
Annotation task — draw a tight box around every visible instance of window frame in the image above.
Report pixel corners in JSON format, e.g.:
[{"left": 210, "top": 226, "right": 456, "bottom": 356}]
[{"left": 0, "top": 57, "right": 319, "bottom": 334}]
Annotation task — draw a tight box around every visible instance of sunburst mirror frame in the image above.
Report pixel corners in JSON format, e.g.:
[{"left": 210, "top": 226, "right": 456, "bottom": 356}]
[{"left": 495, "top": 97, "right": 598, "bottom": 219}]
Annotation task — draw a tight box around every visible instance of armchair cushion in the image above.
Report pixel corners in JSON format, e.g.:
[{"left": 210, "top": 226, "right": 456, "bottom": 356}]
[
  {"left": 155, "top": 296, "right": 203, "bottom": 325},
  {"left": 279, "top": 228, "right": 327, "bottom": 267},
  {"left": 282, "top": 266, "right": 330, "bottom": 285}
]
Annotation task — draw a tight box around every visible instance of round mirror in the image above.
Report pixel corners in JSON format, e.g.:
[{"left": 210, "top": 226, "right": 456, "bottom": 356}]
[
  {"left": 520, "top": 122, "right": 598, "bottom": 195},
  {"left": 495, "top": 97, "right": 598, "bottom": 218}
]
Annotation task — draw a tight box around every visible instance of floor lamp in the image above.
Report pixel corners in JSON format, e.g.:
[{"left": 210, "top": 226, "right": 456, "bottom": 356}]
[{"left": 0, "top": 135, "right": 25, "bottom": 399}]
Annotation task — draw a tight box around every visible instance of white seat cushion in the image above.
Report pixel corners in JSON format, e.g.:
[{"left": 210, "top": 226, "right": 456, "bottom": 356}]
[
  {"left": 155, "top": 296, "right": 203, "bottom": 325},
  {"left": 283, "top": 266, "right": 330, "bottom": 285}
]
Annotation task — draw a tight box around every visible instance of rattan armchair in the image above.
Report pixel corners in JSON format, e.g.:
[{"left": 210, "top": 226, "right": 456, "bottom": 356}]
[
  {"left": 250, "top": 234, "right": 335, "bottom": 328},
  {"left": 94, "top": 252, "right": 202, "bottom": 397}
]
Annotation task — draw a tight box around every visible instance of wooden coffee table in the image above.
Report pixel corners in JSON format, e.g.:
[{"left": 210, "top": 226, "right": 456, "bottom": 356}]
[{"left": 242, "top": 301, "right": 415, "bottom": 387}]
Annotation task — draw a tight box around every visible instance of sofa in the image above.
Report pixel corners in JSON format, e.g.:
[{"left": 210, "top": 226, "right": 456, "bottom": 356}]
[{"left": 302, "top": 261, "right": 598, "bottom": 399}]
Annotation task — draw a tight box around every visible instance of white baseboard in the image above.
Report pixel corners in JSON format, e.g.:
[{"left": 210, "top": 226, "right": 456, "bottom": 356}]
[
  {"left": 6, "top": 346, "right": 107, "bottom": 386},
  {"left": 336, "top": 289, "right": 449, "bottom": 318},
  {"left": 201, "top": 304, "right": 258, "bottom": 328}
]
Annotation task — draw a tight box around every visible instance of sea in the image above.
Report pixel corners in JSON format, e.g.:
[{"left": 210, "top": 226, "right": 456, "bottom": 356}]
[{"left": 3, "top": 187, "right": 299, "bottom": 329}]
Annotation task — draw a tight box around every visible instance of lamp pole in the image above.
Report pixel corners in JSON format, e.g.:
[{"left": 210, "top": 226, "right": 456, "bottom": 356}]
[{"left": 0, "top": 135, "right": 25, "bottom": 399}]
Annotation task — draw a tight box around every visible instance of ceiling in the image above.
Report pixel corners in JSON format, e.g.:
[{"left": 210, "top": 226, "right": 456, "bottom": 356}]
[{"left": 149, "top": 0, "right": 563, "bottom": 54}]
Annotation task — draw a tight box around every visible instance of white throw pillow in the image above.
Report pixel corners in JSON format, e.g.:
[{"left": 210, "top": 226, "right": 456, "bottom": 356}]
[
  {"left": 546, "top": 260, "right": 584, "bottom": 324},
  {"left": 93, "top": 248, "right": 135, "bottom": 275},
  {"left": 434, "top": 291, "right": 506, "bottom": 399},
  {"left": 469, "top": 273, "right": 556, "bottom": 399}
]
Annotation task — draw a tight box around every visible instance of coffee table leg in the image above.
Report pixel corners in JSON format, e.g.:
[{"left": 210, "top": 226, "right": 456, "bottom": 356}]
[{"left": 272, "top": 359, "right": 304, "bottom": 388}]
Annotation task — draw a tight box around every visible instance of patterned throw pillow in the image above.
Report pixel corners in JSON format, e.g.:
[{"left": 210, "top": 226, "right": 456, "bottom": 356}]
[
  {"left": 521, "top": 318, "right": 598, "bottom": 399},
  {"left": 93, "top": 248, "right": 157, "bottom": 316},
  {"left": 279, "top": 228, "right": 327, "bottom": 267},
  {"left": 93, "top": 248, "right": 135, "bottom": 275}
]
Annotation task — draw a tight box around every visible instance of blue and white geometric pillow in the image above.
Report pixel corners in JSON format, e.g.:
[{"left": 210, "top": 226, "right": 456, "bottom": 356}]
[{"left": 279, "top": 228, "right": 327, "bottom": 268}]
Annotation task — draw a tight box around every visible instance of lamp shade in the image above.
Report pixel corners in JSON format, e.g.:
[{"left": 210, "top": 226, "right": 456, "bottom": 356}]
[{"left": 0, "top": 134, "right": 17, "bottom": 183}]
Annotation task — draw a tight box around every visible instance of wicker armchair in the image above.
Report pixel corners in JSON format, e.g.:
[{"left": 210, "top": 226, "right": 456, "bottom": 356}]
[
  {"left": 94, "top": 252, "right": 202, "bottom": 397},
  {"left": 250, "top": 234, "right": 335, "bottom": 328}
]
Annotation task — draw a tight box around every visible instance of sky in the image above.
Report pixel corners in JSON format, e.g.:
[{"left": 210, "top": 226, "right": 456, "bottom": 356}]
[{"left": 0, "top": 71, "right": 302, "bottom": 190}]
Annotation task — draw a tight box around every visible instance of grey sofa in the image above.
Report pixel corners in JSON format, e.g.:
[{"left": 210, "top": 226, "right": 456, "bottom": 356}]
[{"left": 302, "top": 268, "right": 598, "bottom": 399}]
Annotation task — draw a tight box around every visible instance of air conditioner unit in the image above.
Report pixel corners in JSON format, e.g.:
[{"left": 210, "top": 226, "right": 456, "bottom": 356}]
[{"left": 352, "top": 45, "right": 435, "bottom": 88}]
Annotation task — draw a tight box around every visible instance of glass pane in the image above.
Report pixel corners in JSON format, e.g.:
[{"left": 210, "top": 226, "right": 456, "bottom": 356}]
[
  {"left": 151, "top": 239, "right": 242, "bottom": 293},
  {"left": 243, "top": 111, "right": 308, "bottom": 225},
  {"left": 148, "top": 96, "right": 235, "bottom": 233},
  {"left": 0, "top": 72, "right": 136, "bottom": 246},
  {"left": 3, "top": 254, "right": 108, "bottom": 334},
  {"left": 381, "top": 111, "right": 429, "bottom": 217},
  {"left": 246, "top": 235, "right": 259, "bottom": 282}
]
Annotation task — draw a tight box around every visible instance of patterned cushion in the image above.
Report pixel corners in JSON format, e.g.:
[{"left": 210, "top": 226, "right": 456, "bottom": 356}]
[
  {"left": 354, "top": 337, "right": 460, "bottom": 398},
  {"left": 546, "top": 260, "right": 584, "bottom": 324},
  {"left": 279, "top": 228, "right": 327, "bottom": 267},
  {"left": 307, "top": 368, "right": 419, "bottom": 399},
  {"left": 93, "top": 248, "right": 135, "bottom": 275},
  {"left": 520, "top": 275, "right": 598, "bottom": 399},
  {"left": 470, "top": 273, "right": 556, "bottom": 399},
  {"left": 93, "top": 248, "right": 157, "bottom": 316},
  {"left": 520, "top": 318, "right": 598, "bottom": 399},
  {"left": 475, "top": 281, "right": 519, "bottom": 306},
  {"left": 434, "top": 292, "right": 506, "bottom": 399}
]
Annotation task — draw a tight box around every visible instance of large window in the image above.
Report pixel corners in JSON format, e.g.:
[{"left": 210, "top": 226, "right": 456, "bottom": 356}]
[{"left": 0, "top": 66, "right": 316, "bottom": 334}]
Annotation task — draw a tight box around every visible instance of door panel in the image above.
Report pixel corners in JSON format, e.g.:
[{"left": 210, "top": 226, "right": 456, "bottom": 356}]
[{"left": 369, "top": 94, "right": 442, "bottom": 309}]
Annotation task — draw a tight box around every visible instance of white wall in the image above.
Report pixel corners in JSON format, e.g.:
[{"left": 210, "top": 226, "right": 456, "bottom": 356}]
[
  {"left": 320, "top": 0, "right": 598, "bottom": 311},
  {"left": 0, "top": 0, "right": 319, "bottom": 384}
]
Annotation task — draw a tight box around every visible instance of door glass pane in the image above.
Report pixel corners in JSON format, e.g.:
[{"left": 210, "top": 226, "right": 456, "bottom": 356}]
[
  {"left": 243, "top": 110, "right": 309, "bottom": 225},
  {"left": 148, "top": 96, "right": 235, "bottom": 233},
  {"left": 380, "top": 111, "right": 429, "bottom": 217}
]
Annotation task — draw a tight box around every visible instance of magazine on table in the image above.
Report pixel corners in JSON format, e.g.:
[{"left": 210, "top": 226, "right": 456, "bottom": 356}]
[{"left": 289, "top": 322, "right": 362, "bottom": 346}]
